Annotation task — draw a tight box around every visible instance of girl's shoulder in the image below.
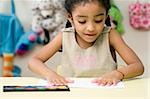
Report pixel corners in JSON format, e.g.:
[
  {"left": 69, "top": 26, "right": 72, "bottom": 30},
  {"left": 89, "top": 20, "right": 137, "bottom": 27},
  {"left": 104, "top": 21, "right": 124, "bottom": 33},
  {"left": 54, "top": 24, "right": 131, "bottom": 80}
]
[
  {"left": 61, "top": 27, "right": 75, "bottom": 33},
  {"left": 102, "top": 26, "right": 112, "bottom": 34}
]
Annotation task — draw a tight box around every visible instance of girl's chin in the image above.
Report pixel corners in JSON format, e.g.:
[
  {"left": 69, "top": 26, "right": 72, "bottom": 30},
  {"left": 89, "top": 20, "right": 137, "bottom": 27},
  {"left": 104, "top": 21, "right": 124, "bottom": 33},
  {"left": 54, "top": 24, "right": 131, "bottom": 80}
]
[
  {"left": 84, "top": 37, "right": 97, "bottom": 42},
  {"left": 84, "top": 39, "right": 96, "bottom": 44}
]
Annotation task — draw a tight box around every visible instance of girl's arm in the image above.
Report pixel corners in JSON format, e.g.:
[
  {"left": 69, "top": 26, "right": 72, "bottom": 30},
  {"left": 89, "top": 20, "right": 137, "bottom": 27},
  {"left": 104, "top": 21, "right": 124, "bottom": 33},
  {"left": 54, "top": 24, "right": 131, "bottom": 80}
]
[
  {"left": 109, "top": 29, "right": 144, "bottom": 79},
  {"left": 28, "top": 33, "right": 68, "bottom": 84}
]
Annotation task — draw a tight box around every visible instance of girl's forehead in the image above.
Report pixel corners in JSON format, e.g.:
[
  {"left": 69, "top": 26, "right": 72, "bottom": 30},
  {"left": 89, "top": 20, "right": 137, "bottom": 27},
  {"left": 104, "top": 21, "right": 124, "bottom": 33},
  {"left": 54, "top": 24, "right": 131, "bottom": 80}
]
[
  {"left": 72, "top": 1, "right": 106, "bottom": 15},
  {"left": 76, "top": 0, "right": 103, "bottom": 7}
]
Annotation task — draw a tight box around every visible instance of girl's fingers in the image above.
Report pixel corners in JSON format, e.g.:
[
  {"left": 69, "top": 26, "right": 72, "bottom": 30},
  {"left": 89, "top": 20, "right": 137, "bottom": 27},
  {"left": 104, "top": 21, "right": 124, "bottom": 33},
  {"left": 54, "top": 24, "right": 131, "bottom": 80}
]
[
  {"left": 92, "top": 78, "right": 116, "bottom": 86},
  {"left": 46, "top": 78, "right": 55, "bottom": 85},
  {"left": 51, "top": 79, "right": 58, "bottom": 85},
  {"left": 47, "top": 78, "right": 67, "bottom": 85},
  {"left": 106, "top": 80, "right": 113, "bottom": 86},
  {"left": 47, "top": 80, "right": 55, "bottom": 86},
  {"left": 91, "top": 78, "right": 101, "bottom": 83},
  {"left": 48, "top": 78, "right": 120, "bottom": 86},
  {"left": 112, "top": 79, "right": 120, "bottom": 86},
  {"left": 60, "top": 78, "right": 68, "bottom": 85},
  {"left": 65, "top": 78, "right": 74, "bottom": 83},
  {"left": 92, "top": 78, "right": 104, "bottom": 85},
  {"left": 98, "top": 79, "right": 107, "bottom": 86},
  {"left": 52, "top": 79, "right": 65, "bottom": 85}
]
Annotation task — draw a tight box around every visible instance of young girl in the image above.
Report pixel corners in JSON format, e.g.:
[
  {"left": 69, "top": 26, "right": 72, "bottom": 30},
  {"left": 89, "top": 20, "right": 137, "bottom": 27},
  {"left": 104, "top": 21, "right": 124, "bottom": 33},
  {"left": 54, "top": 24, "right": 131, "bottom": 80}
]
[{"left": 28, "top": 0, "right": 144, "bottom": 86}]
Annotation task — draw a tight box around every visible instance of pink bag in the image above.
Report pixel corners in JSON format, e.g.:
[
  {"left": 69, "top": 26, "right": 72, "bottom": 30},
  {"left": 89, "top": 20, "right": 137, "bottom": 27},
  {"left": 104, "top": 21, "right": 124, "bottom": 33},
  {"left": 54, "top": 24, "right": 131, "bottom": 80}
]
[{"left": 129, "top": 1, "right": 150, "bottom": 30}]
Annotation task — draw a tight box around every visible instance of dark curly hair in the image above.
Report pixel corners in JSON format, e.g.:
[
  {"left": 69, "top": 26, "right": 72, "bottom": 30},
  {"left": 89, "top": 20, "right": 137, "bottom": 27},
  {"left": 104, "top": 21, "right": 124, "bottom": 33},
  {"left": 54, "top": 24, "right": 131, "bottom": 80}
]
[
  {"left": 64, "top": 0, "right": 111, "bottom": 27},
  {"left": 65, "top": 0, "right": 110, "bottom": 14}
]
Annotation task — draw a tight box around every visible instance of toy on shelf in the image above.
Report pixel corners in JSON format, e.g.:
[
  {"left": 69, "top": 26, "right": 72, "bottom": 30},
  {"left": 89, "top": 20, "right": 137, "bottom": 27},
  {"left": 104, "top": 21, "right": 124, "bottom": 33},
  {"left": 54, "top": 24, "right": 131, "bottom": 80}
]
[
  {"left": 109, "top": 0, "right": 125, "bottom": 35},
  {"left": 2, "top": 53, "right": 21, "bottom": 77},
  {"left": 15, "top": 28, "right": 43, "bottom": 55},
  {"left": 129, "top": 1, "right": 150, "bottom": 30}
]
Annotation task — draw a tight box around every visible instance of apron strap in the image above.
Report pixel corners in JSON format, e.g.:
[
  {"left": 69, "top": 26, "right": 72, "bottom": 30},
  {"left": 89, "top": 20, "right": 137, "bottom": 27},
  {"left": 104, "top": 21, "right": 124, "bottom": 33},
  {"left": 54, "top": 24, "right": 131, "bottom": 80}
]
[{"left": 11, "top": 0, "right": 15, "bottom": 14}]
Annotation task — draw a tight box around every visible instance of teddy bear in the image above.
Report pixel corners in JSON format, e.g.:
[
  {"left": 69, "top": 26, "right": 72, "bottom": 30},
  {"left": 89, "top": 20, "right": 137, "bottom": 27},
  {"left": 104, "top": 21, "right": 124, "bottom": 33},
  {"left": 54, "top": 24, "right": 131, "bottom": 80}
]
[{"left": 32, "top": 0, "right": 66, "bottom": 44}]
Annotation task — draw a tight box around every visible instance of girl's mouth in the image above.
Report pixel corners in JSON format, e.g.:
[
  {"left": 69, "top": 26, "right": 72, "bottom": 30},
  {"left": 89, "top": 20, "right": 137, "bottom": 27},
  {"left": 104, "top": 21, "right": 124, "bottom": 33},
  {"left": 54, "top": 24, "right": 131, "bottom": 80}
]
[{"left": 84, "top": 33, "right": 97, "bottom": 36}]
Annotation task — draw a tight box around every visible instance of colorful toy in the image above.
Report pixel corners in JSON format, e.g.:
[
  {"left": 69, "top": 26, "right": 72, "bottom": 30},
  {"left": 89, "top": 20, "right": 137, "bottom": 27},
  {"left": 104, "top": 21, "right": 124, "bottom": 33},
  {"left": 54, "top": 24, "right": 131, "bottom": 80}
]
[
  {"left": 1, "top": 0, "right": 23, "bottom": 77},
  {"left": 129, "top": 1, "right": 150, "bottom": 30},
  {"left": 2, "top": 53, "right": 21, "bottom": 77},
  {"left": 15, "top": 28, "right": 43, "bottom": 55},
  {"left": 109, "top": 0, "right": 125, "bottom": 35}
]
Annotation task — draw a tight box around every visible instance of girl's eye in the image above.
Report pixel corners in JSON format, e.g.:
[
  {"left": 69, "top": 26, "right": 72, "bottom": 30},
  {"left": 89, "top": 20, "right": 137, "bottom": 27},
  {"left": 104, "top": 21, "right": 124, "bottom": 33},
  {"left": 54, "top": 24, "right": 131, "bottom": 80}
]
[
  {"left": 95, "top": 20, "right": 103, "bottom": 23},
  {"left": 78, "top": 21, "right": 86, "bottom": 24}
]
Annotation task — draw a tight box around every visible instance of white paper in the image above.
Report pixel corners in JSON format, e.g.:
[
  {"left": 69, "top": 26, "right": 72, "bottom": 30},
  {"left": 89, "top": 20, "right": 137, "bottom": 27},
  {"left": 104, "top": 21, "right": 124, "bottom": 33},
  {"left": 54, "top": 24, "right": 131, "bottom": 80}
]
[{"left": 37, "top": 78, "right": 124, "bottom": 89}]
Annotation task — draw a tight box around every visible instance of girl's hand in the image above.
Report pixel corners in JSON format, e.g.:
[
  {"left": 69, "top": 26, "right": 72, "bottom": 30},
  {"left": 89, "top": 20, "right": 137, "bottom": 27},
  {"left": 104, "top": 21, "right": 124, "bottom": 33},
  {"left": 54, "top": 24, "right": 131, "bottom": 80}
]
[
  {"left": 46, "top": 72, "right": 74, "bottom": 85},
  {"left": 92, "top": 70, "right": 124, "bottom": 86}
]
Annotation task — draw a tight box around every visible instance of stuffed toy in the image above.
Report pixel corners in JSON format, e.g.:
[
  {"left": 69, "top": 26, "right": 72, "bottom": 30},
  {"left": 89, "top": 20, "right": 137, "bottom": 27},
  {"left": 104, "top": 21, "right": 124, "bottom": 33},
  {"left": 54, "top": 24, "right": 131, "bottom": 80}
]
[
  {"left": 15, "top": 27, "right": 43, "bottom": 55},
  {"left": 129, "top": 1, "right": 150, "bottom": 30},
  {"left": 15, "top": 5, "right": 45, "bottom": 56},
  {"left": 109, "top": 0, "right": 125, "bottom": 35},
  {"left": 32, "top": 0, "right": 66, "bottom": 44}
]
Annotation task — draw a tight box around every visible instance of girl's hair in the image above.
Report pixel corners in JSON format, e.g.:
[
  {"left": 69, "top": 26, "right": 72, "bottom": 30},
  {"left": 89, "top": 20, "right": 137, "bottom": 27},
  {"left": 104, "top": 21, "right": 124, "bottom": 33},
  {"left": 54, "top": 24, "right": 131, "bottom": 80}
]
[{"left": 64, "top": 0, "right": 111, "bottom": 28}]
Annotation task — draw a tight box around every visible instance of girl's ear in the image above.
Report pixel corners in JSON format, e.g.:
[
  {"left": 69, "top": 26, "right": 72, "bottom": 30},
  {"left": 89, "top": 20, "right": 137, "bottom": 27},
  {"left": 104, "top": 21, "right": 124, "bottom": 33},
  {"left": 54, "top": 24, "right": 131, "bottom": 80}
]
[
  {"left": 67, "top": 13, "right": 73, "bottom": 24},
  {"left": 105, "top": 15, "right": 111, "bottom": 26}
]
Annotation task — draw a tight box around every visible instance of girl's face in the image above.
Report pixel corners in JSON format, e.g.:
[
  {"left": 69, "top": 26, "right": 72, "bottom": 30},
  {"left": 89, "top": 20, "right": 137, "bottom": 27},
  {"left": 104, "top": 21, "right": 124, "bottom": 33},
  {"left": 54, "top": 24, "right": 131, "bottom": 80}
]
[{"left": 69, "top": 1, "right": 106, "bottom": 48}]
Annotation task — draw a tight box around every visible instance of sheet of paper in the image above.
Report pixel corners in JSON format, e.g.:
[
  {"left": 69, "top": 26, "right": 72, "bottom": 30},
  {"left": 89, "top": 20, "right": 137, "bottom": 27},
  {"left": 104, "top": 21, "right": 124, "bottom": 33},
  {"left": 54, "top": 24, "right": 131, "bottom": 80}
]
[{"left": 37, "top": 78, "right": 124, "bottom": 89}]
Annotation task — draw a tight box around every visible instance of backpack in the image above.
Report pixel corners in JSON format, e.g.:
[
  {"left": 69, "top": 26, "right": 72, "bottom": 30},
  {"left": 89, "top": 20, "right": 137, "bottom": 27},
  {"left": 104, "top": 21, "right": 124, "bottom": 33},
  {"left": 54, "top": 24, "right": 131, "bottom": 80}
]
[{"left": 0, "top": 0, "right": 24, "bottom": 55}]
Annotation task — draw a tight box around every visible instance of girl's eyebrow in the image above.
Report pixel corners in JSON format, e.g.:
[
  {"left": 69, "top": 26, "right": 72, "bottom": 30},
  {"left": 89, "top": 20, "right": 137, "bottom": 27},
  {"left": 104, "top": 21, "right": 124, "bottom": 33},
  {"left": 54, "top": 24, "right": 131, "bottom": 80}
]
[
  {"left": 95, "top": 13, "right": 104, "bottom": 17},
  {"left": 76, "top": 13, "right": 104, "bottom": 18},
  {"left": 76, "top": 15, "right": 87, "bottom": 18}
]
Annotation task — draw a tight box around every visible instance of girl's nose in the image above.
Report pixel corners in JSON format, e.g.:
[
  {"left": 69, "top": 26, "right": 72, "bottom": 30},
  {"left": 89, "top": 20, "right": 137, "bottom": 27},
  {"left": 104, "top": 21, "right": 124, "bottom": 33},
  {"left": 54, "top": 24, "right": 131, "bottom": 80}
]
[{"left": 87, "top": 23, "right": 95, "bottom": 32}]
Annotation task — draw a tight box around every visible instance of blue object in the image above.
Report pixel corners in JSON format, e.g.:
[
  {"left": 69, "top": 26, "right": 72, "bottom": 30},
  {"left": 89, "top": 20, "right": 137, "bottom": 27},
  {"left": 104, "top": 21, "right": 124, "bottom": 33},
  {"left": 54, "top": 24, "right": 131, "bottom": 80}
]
[
  {"left": 0, "top": 0, "right": 24, "bottom": 55},
  {"left": 15, "top": 30, "right": 43, "bottom": 55},
  {"left": 12, "top": 65, "right": 21, "bottom": 77}
]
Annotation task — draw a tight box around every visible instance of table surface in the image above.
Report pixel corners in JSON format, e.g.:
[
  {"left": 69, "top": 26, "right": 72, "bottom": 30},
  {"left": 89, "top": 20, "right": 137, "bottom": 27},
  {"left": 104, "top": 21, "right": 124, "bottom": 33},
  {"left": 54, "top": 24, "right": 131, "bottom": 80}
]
[{"left": 0, "top": 77, "right": 149, "bottom": 99}]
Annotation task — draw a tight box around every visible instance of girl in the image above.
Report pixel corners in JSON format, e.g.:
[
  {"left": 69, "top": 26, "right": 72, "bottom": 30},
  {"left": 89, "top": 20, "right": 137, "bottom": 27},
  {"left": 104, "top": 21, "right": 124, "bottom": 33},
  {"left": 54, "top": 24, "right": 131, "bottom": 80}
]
[{"left": 28, "top": 0, "right": 144, "bottom": 86}]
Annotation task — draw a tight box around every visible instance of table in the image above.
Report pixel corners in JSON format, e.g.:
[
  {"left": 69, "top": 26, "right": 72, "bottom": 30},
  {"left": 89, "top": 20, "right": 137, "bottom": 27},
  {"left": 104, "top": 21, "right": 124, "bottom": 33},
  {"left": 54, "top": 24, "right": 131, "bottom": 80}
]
[{"left": 0, "top": 77, "right": 149, "bottom": 99}]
